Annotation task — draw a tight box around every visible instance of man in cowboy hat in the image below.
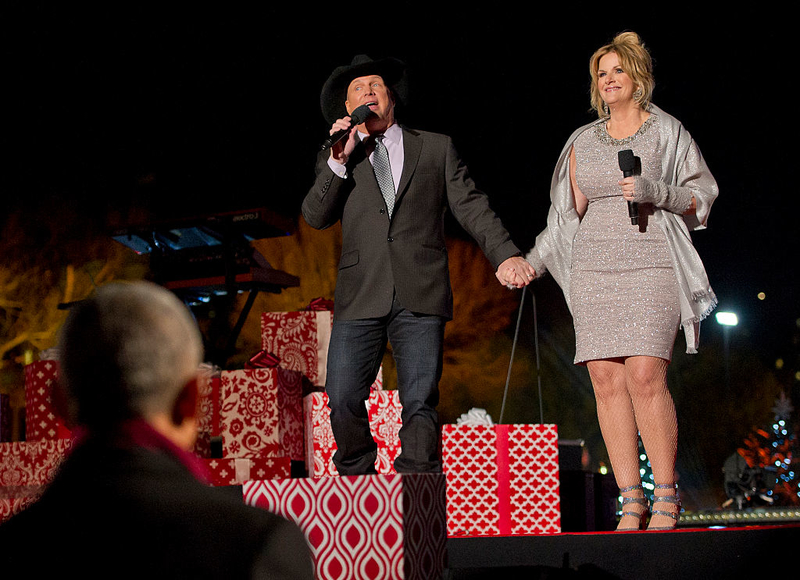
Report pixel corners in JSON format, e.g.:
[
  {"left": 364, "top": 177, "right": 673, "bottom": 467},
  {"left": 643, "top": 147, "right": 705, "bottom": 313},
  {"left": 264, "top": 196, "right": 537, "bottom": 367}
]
[{"left": 302, "top": 55, "right": 534, "bottom": 475}]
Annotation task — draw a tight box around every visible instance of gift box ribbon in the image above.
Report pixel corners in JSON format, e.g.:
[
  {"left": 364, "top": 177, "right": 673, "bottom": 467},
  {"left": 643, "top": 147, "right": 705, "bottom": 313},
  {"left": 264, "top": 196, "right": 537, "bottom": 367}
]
[
  {"left": 245, "top": 351, "right": 281, "bottom": 369},
  {"left": 495, "top": 424, "right": 512, "bottom": 535},
  {"left": 305, "top": 297, "right": 334, "bottom": 311},
  {"left": 234, "top": 458, "right": 252, "bottom": 483}
]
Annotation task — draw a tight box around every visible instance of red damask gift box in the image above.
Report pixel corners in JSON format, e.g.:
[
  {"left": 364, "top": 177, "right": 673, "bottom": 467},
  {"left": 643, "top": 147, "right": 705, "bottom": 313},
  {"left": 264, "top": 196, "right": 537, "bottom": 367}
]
[
  {"left": 24, "top": 360, "right": 71, "bottom": 441},
  {"left": 260, "top": 310, "right": 383, "bottom": 391},
  {"left": 442, "top": 423, "right": 561, "bottom": 536},
  {"left": 243, "top": 473, "right": 446, "bottom": 580},
  {"left": 261, "top": 310, "right": 333, "bottom": 388},
  {"left": 304, "top": 390, "right": 402, "bottom": 477},
  {"left": 0, "top": 439, "right": 74, "bottom": 522},
  {"left": 218, "top": 368, "right": 304, "bottom": 462},
  {"left": 202, "top": 456, "right": 291, "bottom": 486}
]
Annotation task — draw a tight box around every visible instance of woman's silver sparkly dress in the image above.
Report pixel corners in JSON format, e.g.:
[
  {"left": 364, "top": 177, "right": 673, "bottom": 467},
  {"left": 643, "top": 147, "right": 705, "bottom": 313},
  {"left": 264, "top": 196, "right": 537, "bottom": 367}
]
[{"left": 570, "top": 114, "right": 680, "bottom": 364}]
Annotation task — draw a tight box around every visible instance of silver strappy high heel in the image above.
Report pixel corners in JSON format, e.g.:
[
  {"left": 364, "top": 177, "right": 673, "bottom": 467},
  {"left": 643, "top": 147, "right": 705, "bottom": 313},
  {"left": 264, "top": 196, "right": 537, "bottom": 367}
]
[
  {"left": 647, "top": 483, "right": 680, "bottom": 531},
  {"left": 616, "top": 483, "right": 649, "bottom": 531}
]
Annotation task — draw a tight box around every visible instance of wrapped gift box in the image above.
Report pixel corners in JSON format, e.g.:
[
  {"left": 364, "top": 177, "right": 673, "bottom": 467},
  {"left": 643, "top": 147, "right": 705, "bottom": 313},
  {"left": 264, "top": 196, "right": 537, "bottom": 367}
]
[
  {"left": 193, "top": 374, "right": 222, "bottom": 458},
  {"left": 201, "top": 456, "right": 291, "bottom": 486},
  {"left": 442, "top": 424, "right": 561, "bottom": 536},
  {"left": 0, "top": 439, "right": 74, "bottom": 522},
  {"left": 260, "top": 310, "right": 383, "bottom": 391},
  {"left": 244, "top": 473, "right": 446, "bottom": 580},
  {"left": 24, "top": 360, "right": 71, "bottom": 441},
  {"left": 261, "top": 310, "right": 332, "bottom": 388},
  {"left": 304, "top": 390, "right": 402, "bottom": 477},
  {"left": 218, "top": 368, "right": 304, "bottom": 462}
]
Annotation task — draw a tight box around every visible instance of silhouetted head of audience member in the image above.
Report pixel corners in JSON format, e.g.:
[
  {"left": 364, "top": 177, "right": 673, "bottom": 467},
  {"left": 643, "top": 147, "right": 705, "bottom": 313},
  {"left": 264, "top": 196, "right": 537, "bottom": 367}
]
[{"left": 57, "top": 281, "right": 203, "bottom": 449}]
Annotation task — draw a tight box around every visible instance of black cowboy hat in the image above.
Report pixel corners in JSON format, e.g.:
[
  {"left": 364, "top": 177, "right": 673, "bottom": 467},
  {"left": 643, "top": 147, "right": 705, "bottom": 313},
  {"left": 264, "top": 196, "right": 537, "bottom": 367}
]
[{"left": 319, "top": 54, "right": 408, "bottom": 124}]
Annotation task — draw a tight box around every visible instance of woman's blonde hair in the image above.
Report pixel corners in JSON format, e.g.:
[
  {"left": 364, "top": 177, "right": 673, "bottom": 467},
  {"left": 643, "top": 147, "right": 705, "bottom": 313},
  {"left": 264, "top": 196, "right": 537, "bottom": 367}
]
[{"left": 589, "top": 31, "right": 654, "bottom": 118}]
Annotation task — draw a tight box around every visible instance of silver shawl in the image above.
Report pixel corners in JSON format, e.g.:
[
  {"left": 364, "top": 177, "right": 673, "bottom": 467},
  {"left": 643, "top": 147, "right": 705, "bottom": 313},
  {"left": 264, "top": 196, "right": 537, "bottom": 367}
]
[{"left": 525, "top": 104, "right": 718, "bottom": 354}]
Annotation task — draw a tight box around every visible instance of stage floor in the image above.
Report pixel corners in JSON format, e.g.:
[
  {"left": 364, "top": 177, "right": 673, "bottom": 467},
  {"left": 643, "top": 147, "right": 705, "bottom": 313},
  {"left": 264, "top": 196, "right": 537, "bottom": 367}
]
[{"left": 444, "top": 523, "right": 800, "bottom": 579}]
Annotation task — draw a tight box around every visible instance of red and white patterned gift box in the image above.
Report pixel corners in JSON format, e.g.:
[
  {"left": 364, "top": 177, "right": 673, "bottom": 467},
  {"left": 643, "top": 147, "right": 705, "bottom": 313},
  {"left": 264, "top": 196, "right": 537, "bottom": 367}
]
[
  {"left": 261, "top": 311, "right": 333, "bottom": 388},
  {"left": 201, "top": 456, "right": 291, "bottom": 486},
  {"left": 219, "top": 368, "right": 304, "bottom": 462},
  {"left": 192, "top": 374, "right": 222, "bottom": 458},
  {"left": 0, "top": 439, "right": 74, "bottom": 522},
  {"left": 24, "top": 360, "right": 71, "bottom": 441},
  {"left": 243, "top": 473, "right": 446, "bottom": 580},
  {"left": 304, "top": 390, "right": 402, "bottom": 477},
  {"left": 260, "top": 311, "right": 383, "bottom": 391},
  {"left": 442, "top": 424, "right": 561, "bottom": 536}
]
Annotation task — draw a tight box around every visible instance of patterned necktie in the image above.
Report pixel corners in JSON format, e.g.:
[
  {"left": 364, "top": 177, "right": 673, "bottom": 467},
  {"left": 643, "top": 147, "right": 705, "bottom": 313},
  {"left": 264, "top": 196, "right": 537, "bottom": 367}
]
[{"left": 372, "top": 135, "right": 395, "bottom": 218}]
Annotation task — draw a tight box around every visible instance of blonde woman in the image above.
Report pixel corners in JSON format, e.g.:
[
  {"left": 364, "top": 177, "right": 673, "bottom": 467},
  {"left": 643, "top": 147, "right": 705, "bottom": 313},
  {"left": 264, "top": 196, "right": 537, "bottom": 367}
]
[{"left": 522, "top": 32, "right": 719, "bottom": 531}]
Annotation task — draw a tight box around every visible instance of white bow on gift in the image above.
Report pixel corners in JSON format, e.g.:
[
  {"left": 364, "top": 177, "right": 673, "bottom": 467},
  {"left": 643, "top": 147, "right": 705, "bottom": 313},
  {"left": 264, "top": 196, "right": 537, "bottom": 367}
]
[
  {"left": 455, "top": 408, "right": 494, "bottom": 426},
  {"left": 39, "top": 347, "right": 60, "bottom": 361}
]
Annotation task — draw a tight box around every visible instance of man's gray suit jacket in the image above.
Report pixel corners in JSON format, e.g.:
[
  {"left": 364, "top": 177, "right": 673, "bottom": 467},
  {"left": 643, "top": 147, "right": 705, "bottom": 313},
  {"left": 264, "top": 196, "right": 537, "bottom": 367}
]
[{"left": 302, "top": 126, "right": 520, "bottom": 321}]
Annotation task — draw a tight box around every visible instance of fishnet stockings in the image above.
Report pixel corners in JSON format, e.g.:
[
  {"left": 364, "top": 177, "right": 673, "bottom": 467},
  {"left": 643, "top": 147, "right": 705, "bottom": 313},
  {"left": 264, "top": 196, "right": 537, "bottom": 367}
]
[{"left": 587, "top": 356, "right": 679, "bottom": 530}]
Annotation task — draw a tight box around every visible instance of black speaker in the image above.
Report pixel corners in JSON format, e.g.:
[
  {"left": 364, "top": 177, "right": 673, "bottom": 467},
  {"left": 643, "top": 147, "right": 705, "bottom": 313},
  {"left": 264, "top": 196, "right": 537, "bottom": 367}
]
[
  {"left": 560, "top": 470, "right": 597, "bottom": 532},
  {"left": 559, "top": 471, "right": 618, "bottom": 532}
]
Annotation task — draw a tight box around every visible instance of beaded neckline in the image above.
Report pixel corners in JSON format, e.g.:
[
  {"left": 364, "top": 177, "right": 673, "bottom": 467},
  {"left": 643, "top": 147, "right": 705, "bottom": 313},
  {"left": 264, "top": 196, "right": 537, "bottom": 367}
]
[{"left": 596, "top": 114, "right": 658, "bottom": 146}]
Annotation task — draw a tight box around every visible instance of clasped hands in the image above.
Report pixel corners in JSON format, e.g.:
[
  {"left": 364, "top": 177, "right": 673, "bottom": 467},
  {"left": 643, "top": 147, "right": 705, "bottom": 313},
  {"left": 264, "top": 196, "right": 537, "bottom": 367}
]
[{"left": 496, "top": 256, "right": 536, "bottom": 289}]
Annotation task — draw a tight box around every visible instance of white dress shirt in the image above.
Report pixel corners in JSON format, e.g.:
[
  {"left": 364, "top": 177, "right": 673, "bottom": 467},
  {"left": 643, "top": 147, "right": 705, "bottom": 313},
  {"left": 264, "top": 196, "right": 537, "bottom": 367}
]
[{"left": 327, "top": 122, "right": 404, "bottom": 195}]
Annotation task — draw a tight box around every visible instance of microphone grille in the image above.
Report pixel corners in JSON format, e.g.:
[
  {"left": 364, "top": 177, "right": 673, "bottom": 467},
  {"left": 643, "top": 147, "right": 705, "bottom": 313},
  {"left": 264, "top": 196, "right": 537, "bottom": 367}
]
[
  {"left": 349, "top": 104, "right": 375, "bottom": 126},
  {"left": 618, "top": 149, "right": 636, "bottom": 172}
]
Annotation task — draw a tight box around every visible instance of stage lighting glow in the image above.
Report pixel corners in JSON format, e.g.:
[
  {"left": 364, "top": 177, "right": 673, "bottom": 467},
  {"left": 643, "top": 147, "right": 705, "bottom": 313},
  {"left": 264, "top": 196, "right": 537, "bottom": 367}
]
[{"left": 716, "top": 312, "right": 739, "bottom": 326}]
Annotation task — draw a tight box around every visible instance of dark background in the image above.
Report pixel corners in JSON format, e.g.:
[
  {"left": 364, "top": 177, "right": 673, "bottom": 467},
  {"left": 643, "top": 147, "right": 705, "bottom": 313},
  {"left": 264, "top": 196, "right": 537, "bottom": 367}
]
[
  {"left": 5, "top": 6, "right": 795, "bottom": 344},
  {"left": 3, "top": 6, "right": 797, "bottom": 502}
]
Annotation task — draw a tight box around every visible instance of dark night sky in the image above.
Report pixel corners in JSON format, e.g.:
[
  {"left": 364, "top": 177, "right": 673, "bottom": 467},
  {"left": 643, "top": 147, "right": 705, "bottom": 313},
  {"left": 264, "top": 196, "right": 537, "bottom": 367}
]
[{"left": 4, "top": 6, "right": 798, "bottom": 367}]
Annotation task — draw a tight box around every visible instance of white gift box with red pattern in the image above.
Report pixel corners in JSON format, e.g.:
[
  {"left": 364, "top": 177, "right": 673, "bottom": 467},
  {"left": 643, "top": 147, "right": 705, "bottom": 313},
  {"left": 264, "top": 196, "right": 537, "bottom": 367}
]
[
  {"left": 24, "top": 360, "right": 71, "bottom": 441},
  {"left": 260, "top": 310, "right": 383, "bottom": 391},
  {"left": 442, "top": 424, "right": 561, "bottom": 536},
  {"left": 218, "top": 368, "right": 304, "bottom": 462},
  {"left": 0, "top": 439, "right": 74, "bottom": 522},
  {"left": 192, "top": 374, "right": 222, "bottom": 458},
  {"left": 304, "top": 390, "right": 402, "bottom": 477},
  {"left": 243, "top": 473, "right": 446, "bottom": 580}
]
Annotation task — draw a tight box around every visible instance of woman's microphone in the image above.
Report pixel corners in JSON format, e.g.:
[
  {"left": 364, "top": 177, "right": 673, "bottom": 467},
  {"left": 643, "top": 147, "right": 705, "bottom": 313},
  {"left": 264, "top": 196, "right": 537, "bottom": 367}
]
[{"left": 618, "top": 149, "right": 639, "bottom": 225}]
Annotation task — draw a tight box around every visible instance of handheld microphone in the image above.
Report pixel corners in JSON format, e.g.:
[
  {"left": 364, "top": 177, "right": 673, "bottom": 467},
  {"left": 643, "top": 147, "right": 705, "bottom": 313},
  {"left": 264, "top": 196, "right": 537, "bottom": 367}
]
[
  {"left": 321, "top": 104, "right": 375, "bottom": 151},
  {"left": 618, "top": 149, "right": 638, "bottom": 225}
]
